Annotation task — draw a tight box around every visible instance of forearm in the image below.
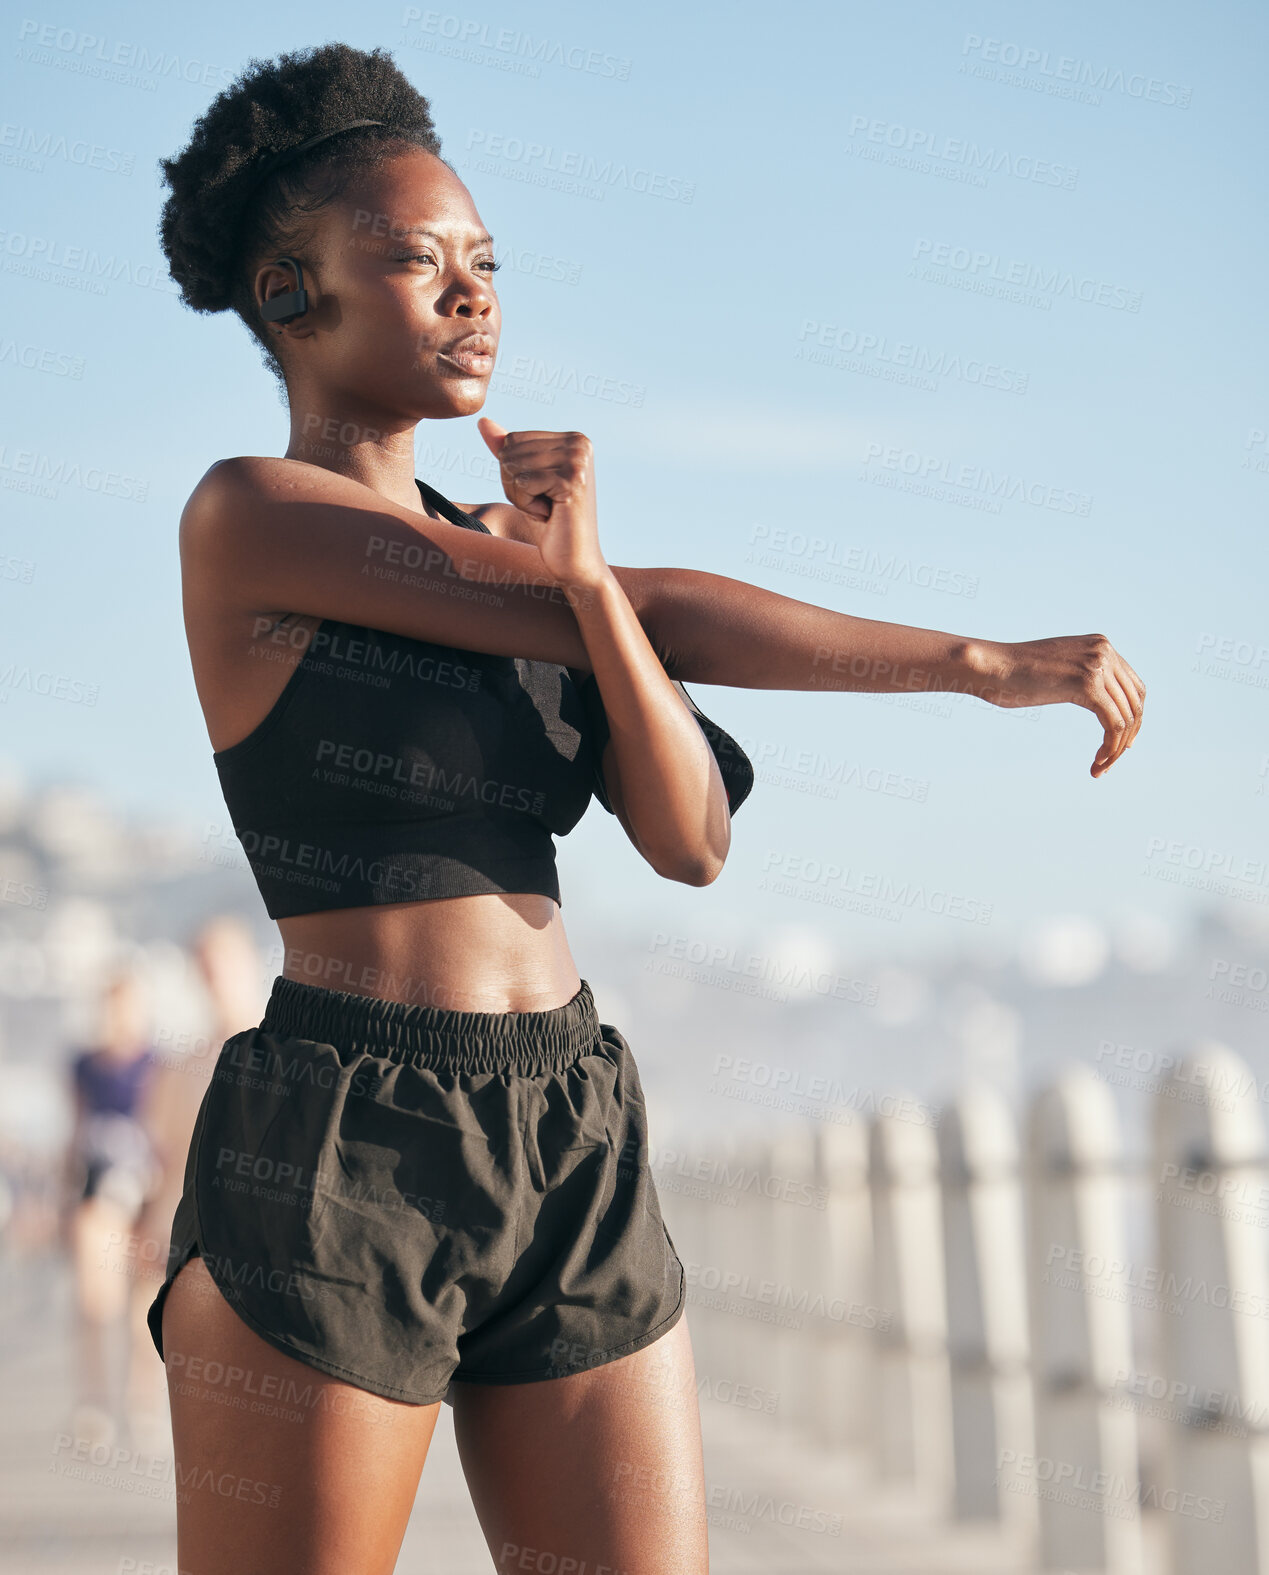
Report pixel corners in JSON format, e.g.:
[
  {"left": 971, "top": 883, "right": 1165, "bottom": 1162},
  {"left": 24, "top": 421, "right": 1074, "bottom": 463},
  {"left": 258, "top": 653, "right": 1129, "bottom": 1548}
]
[
  {"left": 573, "top": 567, "right": 730, "bottom": 882},
  {"left": 646, "top": 566, "right": 1004, "bottom": 697}
]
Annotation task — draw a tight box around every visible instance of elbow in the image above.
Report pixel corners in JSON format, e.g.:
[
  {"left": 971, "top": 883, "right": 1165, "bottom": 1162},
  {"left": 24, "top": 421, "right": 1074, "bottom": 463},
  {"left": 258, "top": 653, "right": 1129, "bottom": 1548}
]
[
  {"left": 659, "top": 857, "right": 724, "bottom": 887},
  {"left": 649, "top": 839, "right": 729, "bottom": 887},
  {"left": 636, "top": 787, "right": 733, "bottom": 886}
]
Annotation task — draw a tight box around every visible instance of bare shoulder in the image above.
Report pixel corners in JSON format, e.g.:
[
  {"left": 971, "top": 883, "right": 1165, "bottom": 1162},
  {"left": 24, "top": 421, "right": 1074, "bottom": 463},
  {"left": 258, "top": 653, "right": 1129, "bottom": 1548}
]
[{"left": 178, "top": 454, "right": 307, "bottom": 560}]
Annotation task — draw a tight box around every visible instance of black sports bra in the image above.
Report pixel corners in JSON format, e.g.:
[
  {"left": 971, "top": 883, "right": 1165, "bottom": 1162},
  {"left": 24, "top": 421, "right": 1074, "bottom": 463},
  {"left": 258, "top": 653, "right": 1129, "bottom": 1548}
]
[{"left": 211, "top": 477, "right": 754, "bottom": 919}]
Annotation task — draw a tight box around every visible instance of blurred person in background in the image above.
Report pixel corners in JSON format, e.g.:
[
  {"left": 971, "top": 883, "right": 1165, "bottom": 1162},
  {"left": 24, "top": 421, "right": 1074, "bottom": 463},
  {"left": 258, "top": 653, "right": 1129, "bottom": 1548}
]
[
  {"left": 60, "top": 965, "right": 159, "bottom": 1447},
  {"left": 124, "top": 913, "right": 267, "bottom": 1450}
]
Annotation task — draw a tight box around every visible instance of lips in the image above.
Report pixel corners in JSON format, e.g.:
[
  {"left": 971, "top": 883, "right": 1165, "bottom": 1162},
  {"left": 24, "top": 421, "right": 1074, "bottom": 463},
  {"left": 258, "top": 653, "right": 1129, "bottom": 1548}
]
[{"left": 438, "top": 333, "right": 496, "bottom": 373}]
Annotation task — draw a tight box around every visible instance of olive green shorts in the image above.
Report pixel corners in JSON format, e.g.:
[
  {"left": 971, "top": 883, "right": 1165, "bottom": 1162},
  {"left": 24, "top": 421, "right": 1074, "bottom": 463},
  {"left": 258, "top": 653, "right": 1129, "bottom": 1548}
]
[{"left": 145, "top": 974, "right": 685, "bottom": 1405}]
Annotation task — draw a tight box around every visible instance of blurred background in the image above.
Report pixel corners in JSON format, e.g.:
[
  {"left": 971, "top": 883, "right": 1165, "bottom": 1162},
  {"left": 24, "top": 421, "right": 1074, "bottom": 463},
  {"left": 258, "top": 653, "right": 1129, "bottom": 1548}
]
[{"left": 0, "top": 0, "right": 1264, "bottom": 1570}]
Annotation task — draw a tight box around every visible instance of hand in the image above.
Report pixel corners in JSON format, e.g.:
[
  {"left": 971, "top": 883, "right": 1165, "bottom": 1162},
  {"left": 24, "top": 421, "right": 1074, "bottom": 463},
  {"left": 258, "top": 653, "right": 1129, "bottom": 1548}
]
[
  {"left": 476, "top": 418, "right": 608, "bottom": 595},
  {"left": 969, "top": 634, "right": 1146, "bottom": 778}
]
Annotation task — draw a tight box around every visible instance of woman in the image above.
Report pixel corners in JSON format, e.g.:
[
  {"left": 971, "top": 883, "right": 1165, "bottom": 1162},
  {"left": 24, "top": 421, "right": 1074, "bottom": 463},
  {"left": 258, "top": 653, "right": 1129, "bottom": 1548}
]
[
  {"left": 146, "top": 42, "right": 1144, "bottom": 1575},
  {"left": 63, "top": 965, "right": 159, "bottom": 1447}
]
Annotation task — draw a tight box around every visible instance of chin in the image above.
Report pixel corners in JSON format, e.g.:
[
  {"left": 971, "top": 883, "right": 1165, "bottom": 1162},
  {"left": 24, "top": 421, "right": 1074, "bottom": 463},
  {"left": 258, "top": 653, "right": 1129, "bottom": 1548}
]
[{"left": 430, "top": 385, "right": 489, "bottom": 419}]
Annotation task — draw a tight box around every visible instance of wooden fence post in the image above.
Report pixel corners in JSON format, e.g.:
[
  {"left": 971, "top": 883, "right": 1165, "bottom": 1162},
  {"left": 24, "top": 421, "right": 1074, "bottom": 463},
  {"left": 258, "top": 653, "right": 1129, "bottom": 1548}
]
[
  {"left": 807, "top": 1116, "right": 874, "bottom": 1457},
  {"left": 684, "top": 1123, "right": 757, "bottom": 1394},
  {"left": 938, "top": 1083, "right": 1037, "bottom": 1535},
  {"left": 868, "top": 1100, "right": 955, "bottom": 1509},
  {"left": 1027, "top": 1064, "right": 1143, "bottom": 1573},
  {"left": 1154, "top": 1041, "right": 1269, "bottom": 1574}
]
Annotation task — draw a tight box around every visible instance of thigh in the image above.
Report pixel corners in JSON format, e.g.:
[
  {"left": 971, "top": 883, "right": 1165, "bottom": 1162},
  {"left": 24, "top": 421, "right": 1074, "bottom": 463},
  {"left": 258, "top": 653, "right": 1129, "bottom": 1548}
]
[
  {"left": 451, "top": 1313, "right": 708, "bottom": 1575},
  {"left": 162, "top": 1254, "right": 440, "bottom": 1575}
]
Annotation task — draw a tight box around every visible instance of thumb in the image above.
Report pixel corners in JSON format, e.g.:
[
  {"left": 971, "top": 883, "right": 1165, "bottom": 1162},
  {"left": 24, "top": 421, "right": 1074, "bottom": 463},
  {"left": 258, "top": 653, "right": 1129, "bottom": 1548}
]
[{"left": 477, "top": 416, "right": 507, "bottom": 455}]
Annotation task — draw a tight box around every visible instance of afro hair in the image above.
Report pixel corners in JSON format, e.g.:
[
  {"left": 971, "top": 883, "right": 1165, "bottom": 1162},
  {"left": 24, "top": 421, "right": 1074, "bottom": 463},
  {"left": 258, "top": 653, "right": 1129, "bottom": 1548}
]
[{"left": 156, "top": 41, "right": 447, "bottom": 392}]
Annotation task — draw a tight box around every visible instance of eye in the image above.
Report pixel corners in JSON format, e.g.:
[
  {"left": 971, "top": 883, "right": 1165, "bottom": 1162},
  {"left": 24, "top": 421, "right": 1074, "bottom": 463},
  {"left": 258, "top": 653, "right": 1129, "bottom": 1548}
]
[{"left": 396, "top": 253, "right": 501, "bottom": 275}]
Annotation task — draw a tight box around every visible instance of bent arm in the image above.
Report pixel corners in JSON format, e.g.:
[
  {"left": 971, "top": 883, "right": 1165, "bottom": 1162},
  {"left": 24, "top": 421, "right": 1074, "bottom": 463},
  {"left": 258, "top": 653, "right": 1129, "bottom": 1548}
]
[
  {"left": 188, "top": 457, "right": 604, "bottom": 669},
  {"left": 569, "top": 569, "right": 731, "bottom": 885}
]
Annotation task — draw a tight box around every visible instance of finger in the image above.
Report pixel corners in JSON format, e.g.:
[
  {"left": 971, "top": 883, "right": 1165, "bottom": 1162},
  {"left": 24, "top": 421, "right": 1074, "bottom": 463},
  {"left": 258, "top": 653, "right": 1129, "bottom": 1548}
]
[
  {"left": 1086, "top": 684, "right": 1128, "bottom": 776},
  {"left": 495, "top": 429, "right": 572, "bottom": 450},
  {"left": 1113, "top": 659, "right": 1146, "bottom": 749},
  {"left": 502, "top": 468, "right": 575, "bottom": 498},
  {"left": 496, "top": 442, "right": 578, "bottom": 473},
  {"left": 1089, "top": 677, "right": 1132, "bottom": 776},
  {"left": 476, "top": 417, "right": 506, "bottom": 454},
  {"left": 1121, "top": 658, "right": 1147, "bottom": 710},
  {"left": 1100, "top": 670, "right": 1137, "bottom": 770}
]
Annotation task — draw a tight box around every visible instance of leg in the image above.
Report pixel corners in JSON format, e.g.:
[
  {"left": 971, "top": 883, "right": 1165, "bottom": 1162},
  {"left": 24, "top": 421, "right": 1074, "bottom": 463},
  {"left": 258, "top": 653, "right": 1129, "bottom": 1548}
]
[
  {"left": 70, "top": 1194, "right": 134, "bottom": 1425},
  {"left": 451, "top": 1312, "right": 709, "bottom": 1574},
  {"left": 161, "top": 1254, "right": 442, "bottom": 1575}
]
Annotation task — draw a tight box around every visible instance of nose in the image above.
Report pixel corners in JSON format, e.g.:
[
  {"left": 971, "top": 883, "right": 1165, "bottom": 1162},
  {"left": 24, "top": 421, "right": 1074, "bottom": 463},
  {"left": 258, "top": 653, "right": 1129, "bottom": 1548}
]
[{"left": 447, "top": 271, "right": 495, "bottom": 320}]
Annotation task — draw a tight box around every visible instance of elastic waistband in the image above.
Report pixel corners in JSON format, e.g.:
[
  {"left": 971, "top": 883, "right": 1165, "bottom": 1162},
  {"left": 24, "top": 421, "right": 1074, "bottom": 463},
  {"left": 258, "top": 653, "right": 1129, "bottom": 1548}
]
[{"left": 258, "top": 974, "right": 602, "bottom": 1075}]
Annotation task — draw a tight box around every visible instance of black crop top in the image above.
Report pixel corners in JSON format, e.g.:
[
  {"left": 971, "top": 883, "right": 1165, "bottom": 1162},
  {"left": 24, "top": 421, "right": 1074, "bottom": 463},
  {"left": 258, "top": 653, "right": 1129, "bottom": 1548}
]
[{"left": 211, "top": 478, "right": 755, "bottom": 919}]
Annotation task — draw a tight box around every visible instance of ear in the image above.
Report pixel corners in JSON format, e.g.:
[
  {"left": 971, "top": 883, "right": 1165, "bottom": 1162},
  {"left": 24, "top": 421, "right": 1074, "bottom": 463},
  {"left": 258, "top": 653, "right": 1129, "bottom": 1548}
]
[{"left": 256, "top": 257, "right": 312, "bottom": 331}]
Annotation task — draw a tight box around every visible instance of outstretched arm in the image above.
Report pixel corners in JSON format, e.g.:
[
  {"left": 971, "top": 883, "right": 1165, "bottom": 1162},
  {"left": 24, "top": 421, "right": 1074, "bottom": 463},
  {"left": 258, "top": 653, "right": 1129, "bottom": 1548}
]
[{"left": 645, "top": 566, "right": 1146, "bottom": 780}]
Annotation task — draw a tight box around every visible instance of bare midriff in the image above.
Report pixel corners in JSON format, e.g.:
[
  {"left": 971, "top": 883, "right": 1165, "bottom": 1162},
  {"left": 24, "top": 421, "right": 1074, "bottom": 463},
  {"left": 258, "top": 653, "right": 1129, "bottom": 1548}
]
[{"left": 276, "top": 891, "right": 584, "bottom": 1014}]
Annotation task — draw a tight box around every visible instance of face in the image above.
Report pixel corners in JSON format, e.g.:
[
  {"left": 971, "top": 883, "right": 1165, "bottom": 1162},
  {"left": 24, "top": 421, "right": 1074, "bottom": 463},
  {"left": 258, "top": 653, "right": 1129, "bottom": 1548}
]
[
  {"left": 257, "top": 149, "right": 500, "bottom": 423},
  {"left": 99, "top": 973, "right": 149, "bottom": 1055}
]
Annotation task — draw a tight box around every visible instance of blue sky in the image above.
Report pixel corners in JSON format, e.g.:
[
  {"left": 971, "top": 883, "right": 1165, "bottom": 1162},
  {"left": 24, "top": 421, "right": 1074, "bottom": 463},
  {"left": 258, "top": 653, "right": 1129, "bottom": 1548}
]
[{"left": 2, "top": 0, "right": 1265, "bottom": 965}]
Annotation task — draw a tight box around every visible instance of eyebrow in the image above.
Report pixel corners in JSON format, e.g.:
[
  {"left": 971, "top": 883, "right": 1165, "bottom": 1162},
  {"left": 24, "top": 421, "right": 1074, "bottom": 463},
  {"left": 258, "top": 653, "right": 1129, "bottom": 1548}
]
[{"left": 392, "top": 226, "right": 496, "bottom": 248}]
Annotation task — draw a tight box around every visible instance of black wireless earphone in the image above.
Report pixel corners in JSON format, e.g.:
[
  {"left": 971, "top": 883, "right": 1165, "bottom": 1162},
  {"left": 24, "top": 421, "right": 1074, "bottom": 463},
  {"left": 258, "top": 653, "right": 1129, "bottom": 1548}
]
[{"left": 259, "top": 255, "right": 308, "bottom": 325}]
